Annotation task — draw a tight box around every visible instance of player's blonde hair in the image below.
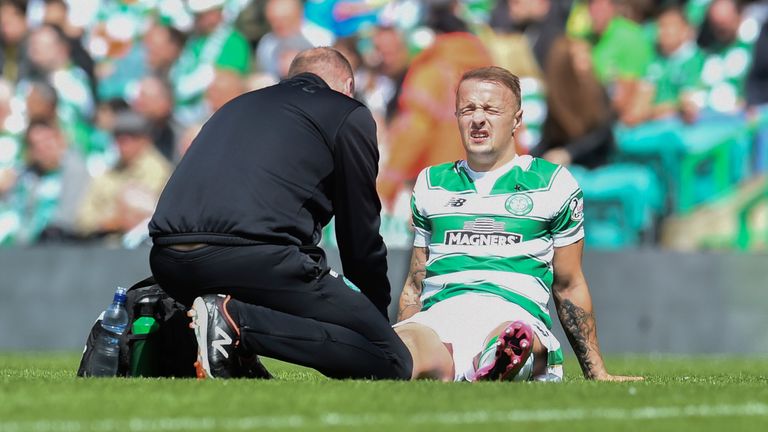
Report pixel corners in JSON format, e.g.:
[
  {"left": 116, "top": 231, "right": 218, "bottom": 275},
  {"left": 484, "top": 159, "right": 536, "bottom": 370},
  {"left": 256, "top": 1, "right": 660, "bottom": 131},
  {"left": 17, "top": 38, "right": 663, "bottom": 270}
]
[{"left": 457, "top": 66, "right": 521, "bottom": 111}]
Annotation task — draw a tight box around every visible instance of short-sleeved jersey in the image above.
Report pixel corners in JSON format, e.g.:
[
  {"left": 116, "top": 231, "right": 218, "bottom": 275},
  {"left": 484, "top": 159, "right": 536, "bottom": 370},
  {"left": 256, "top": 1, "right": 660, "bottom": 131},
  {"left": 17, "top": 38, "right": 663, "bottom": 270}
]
[
  {"left": 411, "top": 155, "right": 584, "bottom": 329},
  {"left": 591, "top": 17, "right": 654, "bottom": 83},
  {"left": 645, "top": 41, "right": 706, "bottom": 105}
]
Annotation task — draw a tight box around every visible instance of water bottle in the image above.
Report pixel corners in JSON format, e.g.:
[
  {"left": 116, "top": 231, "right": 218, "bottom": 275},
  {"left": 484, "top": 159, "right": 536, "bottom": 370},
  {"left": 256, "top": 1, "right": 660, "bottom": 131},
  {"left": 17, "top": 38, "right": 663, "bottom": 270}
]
[
  {"left": 89, "top": 287, "right": 129, "bottom": 377},
  {"left": 130, "top": 297, "right": 160, "bottom": 376}
]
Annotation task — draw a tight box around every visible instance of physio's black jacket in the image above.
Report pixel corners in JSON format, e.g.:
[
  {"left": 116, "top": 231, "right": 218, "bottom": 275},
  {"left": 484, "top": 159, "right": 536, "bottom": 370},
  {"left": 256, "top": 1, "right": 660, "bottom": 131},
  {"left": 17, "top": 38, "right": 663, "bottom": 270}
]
[{"left": 149, "top": 73, "right": 390, "bottom": 312}]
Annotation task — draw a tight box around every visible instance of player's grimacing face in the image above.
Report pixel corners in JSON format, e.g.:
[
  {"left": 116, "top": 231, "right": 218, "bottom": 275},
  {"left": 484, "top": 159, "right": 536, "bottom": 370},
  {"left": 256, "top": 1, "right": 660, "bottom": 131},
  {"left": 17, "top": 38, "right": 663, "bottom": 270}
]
[{"left": 456, "top": 79, "right": 520, "bottom": 159}]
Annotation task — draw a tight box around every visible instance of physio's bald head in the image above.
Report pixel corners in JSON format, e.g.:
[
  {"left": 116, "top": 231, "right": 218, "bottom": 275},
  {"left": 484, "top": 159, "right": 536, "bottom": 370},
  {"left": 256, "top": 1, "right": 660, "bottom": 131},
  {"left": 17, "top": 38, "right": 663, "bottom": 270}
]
[{"left": 287, "top": 47, "right": 355, "bottom": 97}]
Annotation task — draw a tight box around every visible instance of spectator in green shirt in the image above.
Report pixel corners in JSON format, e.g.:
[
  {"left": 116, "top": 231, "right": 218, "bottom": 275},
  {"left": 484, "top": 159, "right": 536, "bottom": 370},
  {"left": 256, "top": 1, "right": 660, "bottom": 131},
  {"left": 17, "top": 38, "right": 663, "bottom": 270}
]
[
  {"left": 0, "top": 119, "right": 90, "bottom": 245},
  {"left": 585, "top": 0, "right": 654, "bottom": 125},
  {"left": 640, "top": 5, "right": 706, "bottom": 124},
  {"left": 170, "top": 0, "right": 251, "bottom": 125},
  {"left": 143, "top": 20, "right": 187, "bottom": 81},
  {"left": 696, "top": 0, "right": 755, "bottom": 114},
  {"left": 587, "top": 0, "right": 654, "bottom": 83},
  {"left": 27, "top": 24, "right": 94, "bottom": 124}
]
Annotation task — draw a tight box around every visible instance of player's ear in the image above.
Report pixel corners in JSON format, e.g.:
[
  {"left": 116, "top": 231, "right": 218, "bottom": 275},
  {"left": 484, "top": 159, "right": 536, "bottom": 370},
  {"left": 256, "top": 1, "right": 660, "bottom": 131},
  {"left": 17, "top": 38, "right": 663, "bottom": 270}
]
[{"left": 513, "top": 108, "right": 523, "bottom": 132}]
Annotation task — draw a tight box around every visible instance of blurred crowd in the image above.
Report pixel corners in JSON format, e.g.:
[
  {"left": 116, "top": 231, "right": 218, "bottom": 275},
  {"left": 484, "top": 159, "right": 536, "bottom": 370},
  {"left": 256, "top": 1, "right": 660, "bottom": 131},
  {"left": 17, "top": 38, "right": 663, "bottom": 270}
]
[{"left": 0, "top": 0, "right": 766, "bottom": 249}]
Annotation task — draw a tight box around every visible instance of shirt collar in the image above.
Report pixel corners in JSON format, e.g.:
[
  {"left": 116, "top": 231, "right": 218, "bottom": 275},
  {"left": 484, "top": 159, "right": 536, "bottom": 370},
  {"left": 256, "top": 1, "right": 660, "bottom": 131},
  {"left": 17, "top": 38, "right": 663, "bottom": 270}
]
[
  {"left": 282, "top": 72, "right": 330, "bottom": 89},
  {"left": 460, "top": 154, "right": 530, "bottom": 178}
]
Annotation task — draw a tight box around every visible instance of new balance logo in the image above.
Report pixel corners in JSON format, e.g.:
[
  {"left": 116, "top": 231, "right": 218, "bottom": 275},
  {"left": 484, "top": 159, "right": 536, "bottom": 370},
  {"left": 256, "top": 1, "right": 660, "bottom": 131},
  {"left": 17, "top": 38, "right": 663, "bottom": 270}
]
[
  {"left": 212, "top": 326, "right": 233, "bottom": 359},
  {"left": 445, "top": 197, "right": 467, "bottom": 207}
]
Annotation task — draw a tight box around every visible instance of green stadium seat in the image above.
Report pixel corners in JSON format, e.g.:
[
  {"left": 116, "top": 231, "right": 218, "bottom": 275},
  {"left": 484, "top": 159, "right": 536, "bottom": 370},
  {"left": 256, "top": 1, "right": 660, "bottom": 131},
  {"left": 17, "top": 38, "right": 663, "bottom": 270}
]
[
  {"left": 616, "top": 113, "right": 756, "bottom": 215},
  {"left": 736, "top": 179, "right": 768, "bottom": 250},
  {"left": 615, "top": 118, "right": 682, "bottom": 212},
  {"left": 571, "top": 163, "right": 664, "bottom": 249}
]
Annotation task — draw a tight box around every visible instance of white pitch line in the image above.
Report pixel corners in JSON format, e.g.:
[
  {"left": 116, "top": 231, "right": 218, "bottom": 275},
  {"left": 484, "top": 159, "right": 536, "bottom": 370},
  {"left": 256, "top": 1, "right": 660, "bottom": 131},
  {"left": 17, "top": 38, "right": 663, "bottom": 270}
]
[{"left": 1, "top": 403, "right": 767, "bottom": 431}]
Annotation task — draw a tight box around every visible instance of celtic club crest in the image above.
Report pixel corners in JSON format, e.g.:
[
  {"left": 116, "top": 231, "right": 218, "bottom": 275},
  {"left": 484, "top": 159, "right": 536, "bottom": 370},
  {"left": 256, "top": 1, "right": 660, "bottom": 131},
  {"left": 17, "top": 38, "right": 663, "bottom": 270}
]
[{"left": 505, "top": 193, "right": 533, "bottom": 216}]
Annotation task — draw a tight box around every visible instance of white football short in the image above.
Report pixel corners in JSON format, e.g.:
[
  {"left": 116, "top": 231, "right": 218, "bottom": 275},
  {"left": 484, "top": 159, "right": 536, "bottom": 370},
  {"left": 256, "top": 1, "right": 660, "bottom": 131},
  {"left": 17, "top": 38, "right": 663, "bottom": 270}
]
[{"left": 394, "top": 292, "right": 562, "bottom": 381}]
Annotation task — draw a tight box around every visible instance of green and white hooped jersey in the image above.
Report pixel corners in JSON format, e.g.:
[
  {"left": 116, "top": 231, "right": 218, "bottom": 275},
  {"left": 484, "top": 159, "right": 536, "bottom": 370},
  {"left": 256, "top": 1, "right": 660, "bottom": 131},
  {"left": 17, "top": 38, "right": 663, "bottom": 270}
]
[{"left": 411, "top": 155, "right": 584, "bottom": 330}]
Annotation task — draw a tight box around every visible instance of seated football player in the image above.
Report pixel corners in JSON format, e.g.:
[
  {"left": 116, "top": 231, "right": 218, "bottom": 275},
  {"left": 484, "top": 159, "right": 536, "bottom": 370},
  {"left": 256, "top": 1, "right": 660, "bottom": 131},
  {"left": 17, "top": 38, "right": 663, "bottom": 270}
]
[{"left": 393, "top": 66, "right": 643, "bottom": 383}]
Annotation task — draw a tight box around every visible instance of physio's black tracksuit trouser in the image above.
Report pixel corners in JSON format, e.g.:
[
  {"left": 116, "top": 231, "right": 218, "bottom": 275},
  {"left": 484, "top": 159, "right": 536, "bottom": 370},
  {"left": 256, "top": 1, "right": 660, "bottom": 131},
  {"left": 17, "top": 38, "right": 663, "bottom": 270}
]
[{"left": 149, "top": 243, "right": 412, "bottom": 380}]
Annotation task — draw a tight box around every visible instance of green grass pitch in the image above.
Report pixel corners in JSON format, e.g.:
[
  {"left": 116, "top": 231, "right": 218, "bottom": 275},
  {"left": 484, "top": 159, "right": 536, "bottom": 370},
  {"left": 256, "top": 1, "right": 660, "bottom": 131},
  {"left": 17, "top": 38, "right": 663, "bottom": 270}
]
[{"left": 1, "top": 353, "right": 767, "bottom": 431}]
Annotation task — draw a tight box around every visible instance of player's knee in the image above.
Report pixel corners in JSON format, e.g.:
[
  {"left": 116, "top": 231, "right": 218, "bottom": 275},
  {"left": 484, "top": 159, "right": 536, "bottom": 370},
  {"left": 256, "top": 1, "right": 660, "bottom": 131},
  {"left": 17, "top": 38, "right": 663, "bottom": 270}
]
[
  {"left": 394, "top": 324, "right": 452, "bottom": 380},
  {"left": 395, "top": 324, "right": 432, "bottom": 356},
  {"left": 389, "top": 326, "right": 418, "bottom": 378}
]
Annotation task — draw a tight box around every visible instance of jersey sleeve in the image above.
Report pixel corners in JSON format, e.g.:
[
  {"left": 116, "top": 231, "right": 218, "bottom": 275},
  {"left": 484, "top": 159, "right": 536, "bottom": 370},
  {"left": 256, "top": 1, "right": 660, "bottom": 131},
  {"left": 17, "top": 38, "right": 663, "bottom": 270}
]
[
  {"left": 549, "top": 167, "right": 585, "bottom": 247},
  {"left": 411, "top": 168, "right": 431, "bottom": 247}
]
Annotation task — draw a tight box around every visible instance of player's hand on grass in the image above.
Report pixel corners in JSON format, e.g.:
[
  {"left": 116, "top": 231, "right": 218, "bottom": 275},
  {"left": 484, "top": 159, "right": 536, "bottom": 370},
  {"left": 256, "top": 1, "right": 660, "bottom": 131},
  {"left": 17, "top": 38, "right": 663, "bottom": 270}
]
[{"left": 591, "top": 373, "right": 644, "bottom": 382}]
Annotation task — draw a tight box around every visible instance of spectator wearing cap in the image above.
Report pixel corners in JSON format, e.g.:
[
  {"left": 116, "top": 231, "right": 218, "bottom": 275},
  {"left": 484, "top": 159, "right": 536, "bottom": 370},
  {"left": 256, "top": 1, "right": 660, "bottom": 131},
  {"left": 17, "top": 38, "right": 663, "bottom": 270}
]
[
  {"left": 170, "top": 0, "right": 251, "bottom": 125},
  {"left": 76, "top": 110, "right": 170, "bottom": 239},
  {"left": 25, "top": 80, "right": 59, "bottom": 125}
]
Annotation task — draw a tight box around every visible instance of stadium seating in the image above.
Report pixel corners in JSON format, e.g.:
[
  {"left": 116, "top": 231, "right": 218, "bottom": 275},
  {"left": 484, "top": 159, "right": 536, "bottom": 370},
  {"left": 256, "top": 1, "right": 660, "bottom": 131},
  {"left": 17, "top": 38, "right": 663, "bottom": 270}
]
[
  {"left": 615, "top": 112, "right": 757, "bottom": 215},
  {"left": 571, "top": 163, "right": 663, "bottom": 249},
  {"left": 736, "top": 178, "right": 768, "bottom": 250},
  {"left": 676, "top": 113, "right": 750, "bottom": 213}
]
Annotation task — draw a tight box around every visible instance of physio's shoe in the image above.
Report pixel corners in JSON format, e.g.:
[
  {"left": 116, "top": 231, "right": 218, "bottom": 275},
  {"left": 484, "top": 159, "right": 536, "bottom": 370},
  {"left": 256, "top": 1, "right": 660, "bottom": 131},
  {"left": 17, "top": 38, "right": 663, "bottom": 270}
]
[
  {"left": 188, "top": 294, "right": 271, "bottom": 379},
  {"left": 237, "top": 354, "right": 273, "bottom": 379},
  {"left": 472, "top": 320, "right": 533, "bottom": 381}
]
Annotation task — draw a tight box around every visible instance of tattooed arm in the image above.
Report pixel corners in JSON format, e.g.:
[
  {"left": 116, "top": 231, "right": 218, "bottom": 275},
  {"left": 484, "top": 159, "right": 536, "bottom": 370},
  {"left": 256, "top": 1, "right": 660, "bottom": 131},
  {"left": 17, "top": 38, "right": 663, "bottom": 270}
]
[
  {"left": 552, "top": 240, "right": 643, "bottom": 381},
  {"left": 397, "top": 247, "right": 428, "bottom": 322}
]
